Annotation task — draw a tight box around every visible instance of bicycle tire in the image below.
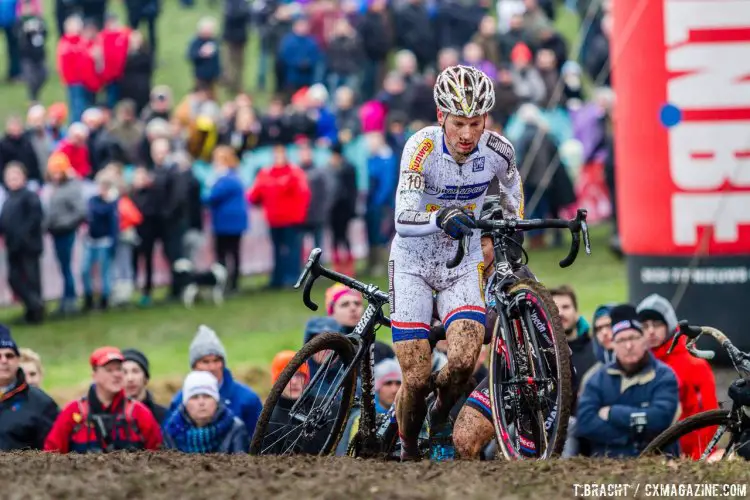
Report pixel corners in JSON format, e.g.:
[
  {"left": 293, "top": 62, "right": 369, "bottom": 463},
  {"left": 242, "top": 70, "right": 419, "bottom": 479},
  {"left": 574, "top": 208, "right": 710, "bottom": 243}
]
[
  {"left": 489, "top": 279, "right": 572, "bottom": 460},
  {"left": 640, "top": 409, "right": 731, "bottom": 458},
  {"left": 250, "top": 332, "right": 357, "bottom": 456}
]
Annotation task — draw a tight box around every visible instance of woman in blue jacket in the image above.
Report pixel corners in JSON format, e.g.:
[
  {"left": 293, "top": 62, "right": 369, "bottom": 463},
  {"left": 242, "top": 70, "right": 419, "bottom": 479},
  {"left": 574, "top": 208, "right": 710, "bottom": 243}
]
[{"left": 206, "top": 146, "right": 247, "bottom": 293}]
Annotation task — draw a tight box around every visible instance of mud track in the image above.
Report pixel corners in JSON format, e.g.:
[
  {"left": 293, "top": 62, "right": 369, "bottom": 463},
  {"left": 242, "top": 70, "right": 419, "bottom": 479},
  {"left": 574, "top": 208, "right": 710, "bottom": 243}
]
[{"left": 2, "top": 453, "right": 749, "bottom": 500}]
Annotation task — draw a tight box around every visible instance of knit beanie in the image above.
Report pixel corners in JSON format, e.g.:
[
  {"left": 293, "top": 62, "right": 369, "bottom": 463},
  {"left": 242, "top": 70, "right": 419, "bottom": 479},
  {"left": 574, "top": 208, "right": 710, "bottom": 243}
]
[
  {"left": 182, "top": 370, "right": 220, "bottom": 402},
  {"left": 610, "top": 304, "right": 643, "bottom": 339},
  {"left": 189, "top": 325, "right": 227, "bottom": 368},
  {"left": 374, "top": 358, "right": 402, "bottom": 392},
  {"left": 0, "top": 324, "right": 18, "bottom": 356},
  {"left": 122, "top": 348, "right": 150, "bottom": 380},
  {"left": 636, "top": 293, "right": 679, "bottom": 341}
]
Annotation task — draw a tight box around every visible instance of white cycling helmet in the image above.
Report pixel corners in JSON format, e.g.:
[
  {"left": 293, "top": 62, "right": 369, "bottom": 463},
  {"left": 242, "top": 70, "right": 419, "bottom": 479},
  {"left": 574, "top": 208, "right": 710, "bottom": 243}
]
[{"left": 433, "top": 65, "right": 495, "bottom": 118}]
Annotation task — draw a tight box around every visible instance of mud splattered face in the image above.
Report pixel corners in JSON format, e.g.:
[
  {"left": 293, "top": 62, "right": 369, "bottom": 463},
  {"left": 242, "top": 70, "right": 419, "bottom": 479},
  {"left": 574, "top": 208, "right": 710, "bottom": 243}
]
[{"left": 438, "top": 110, "right": 486, "bottom": 163}]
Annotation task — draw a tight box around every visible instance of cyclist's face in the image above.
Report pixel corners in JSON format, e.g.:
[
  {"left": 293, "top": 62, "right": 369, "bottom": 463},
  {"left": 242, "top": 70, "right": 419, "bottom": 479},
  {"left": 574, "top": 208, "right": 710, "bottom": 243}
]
[
  {"left": 332, "top": 294, "right": 364, "bottom": 328},
  {"left": 481, "top": 236, "right": 494, "bottom": 269},
  {"left": 641, "top": 319, "right": 669, "bottom": 348},
  {"left": 439, "top": 111, "right": 486, "bottom": 161}
]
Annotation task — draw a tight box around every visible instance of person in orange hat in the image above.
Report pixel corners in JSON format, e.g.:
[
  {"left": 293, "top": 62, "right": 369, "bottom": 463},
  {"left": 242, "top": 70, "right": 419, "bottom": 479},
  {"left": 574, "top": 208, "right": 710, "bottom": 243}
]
[
  {"left": 270, "top": 350, "right": 310, "bottom": 400},
  {"left": 45, "top": 151, "right": 86, "bottom": 315},
  {"left": 46, "top": 102, "right": 68, "bottom": 144},
  {"left": 44, "top": 346, "right": 162, "bottom": 453}
]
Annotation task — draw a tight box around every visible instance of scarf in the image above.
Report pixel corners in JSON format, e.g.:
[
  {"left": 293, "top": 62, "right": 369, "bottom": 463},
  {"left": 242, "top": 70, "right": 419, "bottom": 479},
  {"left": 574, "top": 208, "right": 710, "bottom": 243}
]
[{"left": 165, "top": 404, "right": 236, "bottom": 453}]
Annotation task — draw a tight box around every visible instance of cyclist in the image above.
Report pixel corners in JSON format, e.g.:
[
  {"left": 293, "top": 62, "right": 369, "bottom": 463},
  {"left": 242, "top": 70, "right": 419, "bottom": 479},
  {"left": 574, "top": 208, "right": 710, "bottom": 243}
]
[{"left": 389, "top": 64, "right": 523, "bottom": 461}]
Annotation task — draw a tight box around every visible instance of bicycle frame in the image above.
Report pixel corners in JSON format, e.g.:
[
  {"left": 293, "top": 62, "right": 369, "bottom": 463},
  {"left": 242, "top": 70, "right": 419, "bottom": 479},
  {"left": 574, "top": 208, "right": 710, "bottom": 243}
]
[{"left": 294, "top": 248, "right": 391, "bottom": 454}]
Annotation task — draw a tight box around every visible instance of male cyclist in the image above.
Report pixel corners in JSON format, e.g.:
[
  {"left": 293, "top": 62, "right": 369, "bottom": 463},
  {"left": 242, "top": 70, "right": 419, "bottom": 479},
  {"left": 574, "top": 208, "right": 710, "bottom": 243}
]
[{"left": 389, "top": 65, "right": 523, "bottom": 460}]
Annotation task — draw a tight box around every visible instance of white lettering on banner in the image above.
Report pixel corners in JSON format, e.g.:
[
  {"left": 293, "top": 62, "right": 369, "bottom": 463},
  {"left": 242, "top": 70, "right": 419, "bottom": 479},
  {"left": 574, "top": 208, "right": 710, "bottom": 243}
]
[
  {"left": 666, "top": 44, "right": 750, "bottom": 108},
  {"left": 640, "top": 266, "right": 749, "bottom": 285},
  {"left": 664, "top": 0, "right": 750, "bottom": 248},
  {"left": 672, "top": 193, "right": 750, "bottom": 244},
  {"left": 664, "top": 0, "right": 750, "bottom": 45},
  {"left": 670, "top": 123, "right": 750, "bottom": 189}
]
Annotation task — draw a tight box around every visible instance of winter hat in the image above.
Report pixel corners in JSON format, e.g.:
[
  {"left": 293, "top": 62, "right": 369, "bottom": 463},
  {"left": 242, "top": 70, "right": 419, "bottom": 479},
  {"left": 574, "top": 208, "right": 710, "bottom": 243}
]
[
  {"left": 47, "top": 152, "right": 73, "bottom": 177},
  {"left": 270, "top": 350, "right": 310, "bottom": 384},
  {"left": 609, "top": 304, "right": 643, "bottom": 339},
  {"left": 303, "top": 316, "right": 341, "bottom": 345},
  {"left": 0, "top": 324, "right": 18, "bottom": 356},
  {"left": 122, "top": 348, "right": 150, "bottom": 380},
  {"left": 373, "top": 341, "right": 395, "bottom": 365},
  {"left": 374, "top": 358, "right": 402, "bottom": 392},
  {"left": 183, "top": 370, "right": 220, "bottom": 402},
  {"left": 636, "top": 294, "right": 678, "bottom": 336},
  {"left": 510, "top": 43, "right": 532, "bottom": 65},
  {"left": 593, "top": 303, "right": 616, "bottom": 323},
  {"left": 189, "top": 325, "right": 227, "bottom": 368},
  {"left": 325, "top": 284, "right": 361, "bottom": 315}
]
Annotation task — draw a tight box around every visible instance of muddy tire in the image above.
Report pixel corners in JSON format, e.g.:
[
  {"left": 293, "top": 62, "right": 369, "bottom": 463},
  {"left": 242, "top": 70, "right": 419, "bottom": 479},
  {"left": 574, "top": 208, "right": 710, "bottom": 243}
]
[
  {"left": 250, "top": 332, "right": 357, "bottom": 456},
  {"left": 489, "top": 279, "right": 572, "bottom": 460},
  {"left": 640, "top": 409, "right": 731, "bottom": 458}
]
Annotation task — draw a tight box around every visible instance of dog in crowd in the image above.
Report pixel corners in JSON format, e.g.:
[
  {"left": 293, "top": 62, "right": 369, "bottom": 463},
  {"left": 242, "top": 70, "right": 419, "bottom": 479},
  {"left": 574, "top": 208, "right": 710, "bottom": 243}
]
[{"left": 173, "top": 259, "right": 228, "bottom": 308}]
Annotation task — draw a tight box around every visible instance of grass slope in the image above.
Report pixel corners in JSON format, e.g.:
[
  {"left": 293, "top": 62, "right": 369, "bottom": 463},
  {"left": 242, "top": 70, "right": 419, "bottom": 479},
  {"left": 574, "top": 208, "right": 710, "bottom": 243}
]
[{"left": 10, "top": 224, "right": 625, "bottom": 402}]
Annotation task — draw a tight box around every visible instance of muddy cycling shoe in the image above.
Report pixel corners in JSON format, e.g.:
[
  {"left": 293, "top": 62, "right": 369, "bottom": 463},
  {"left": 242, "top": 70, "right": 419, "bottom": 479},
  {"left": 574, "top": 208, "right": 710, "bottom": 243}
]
[{"left": 427, "top": 399, "right": 455, "bottom": 462}]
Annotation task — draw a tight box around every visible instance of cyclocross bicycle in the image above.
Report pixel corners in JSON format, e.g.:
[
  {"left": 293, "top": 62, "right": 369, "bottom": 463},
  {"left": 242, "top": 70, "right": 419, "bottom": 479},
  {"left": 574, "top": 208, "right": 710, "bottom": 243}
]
[
  {"left": 641, "top": 321, "right": 750, "bottom": 460},
  {"left": 250, "top": 209, "right": 591, "bottom": 459}
]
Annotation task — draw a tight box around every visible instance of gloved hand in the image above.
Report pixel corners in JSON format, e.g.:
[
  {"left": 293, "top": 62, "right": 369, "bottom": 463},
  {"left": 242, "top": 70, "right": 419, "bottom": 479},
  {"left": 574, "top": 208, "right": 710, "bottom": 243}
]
[{"left": 436, "top": 206, "right": 475, "bottom": 240}]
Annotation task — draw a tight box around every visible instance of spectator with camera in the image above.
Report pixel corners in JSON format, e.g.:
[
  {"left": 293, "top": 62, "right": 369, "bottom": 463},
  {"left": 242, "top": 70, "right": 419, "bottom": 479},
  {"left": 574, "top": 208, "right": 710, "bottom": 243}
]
[{"left": 575, "top": 304, "right": 679, "bottom": 457}]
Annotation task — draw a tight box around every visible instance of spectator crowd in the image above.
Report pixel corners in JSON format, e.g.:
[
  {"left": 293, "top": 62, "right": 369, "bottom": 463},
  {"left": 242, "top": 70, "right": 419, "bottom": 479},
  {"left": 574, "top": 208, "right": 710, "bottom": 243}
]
[{"left": 0, "top": 0, "right": 696, "bottom": 463}]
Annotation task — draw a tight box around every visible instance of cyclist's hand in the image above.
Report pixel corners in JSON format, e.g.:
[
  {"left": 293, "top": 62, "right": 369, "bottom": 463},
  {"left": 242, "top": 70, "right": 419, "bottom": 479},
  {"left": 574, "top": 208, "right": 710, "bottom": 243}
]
[{"left": 436, "top": 207, "right": 476, "bottom": 240}]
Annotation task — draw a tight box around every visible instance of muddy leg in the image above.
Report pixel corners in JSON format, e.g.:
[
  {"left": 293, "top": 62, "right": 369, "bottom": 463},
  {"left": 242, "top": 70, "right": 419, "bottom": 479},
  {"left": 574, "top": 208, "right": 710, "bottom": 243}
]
[
  {"left": 434, "top": 319, "right": 484, "bottom": 418},
  {"left": 393, "top": 338, "right": 432, "bottom": 459},
  {"left": 453, "top": 405, "right": 495, "bottom": 459}
]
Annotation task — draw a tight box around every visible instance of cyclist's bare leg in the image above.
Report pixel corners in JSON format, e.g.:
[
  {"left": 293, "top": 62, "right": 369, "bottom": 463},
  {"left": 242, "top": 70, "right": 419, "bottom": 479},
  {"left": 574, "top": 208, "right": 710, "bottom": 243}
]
[
  {"left": 453, "top": 405, "right": 495, "bottom": 459},
  {"left": 393, "top": 338, "right": 433, "bottom": 459},
  {"left": 434, "top": 319, "right": 484, "bottom": 418}
]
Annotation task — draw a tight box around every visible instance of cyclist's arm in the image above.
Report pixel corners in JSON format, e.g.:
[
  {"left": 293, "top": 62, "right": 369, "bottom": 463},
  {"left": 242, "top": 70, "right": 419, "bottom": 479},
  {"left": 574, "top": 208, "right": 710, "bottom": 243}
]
[
  {"left": 488, "top": 132, "right": 524, "bottom": 220},
  {"left": 393, "top": 134, "right": 441, "bottom": 237}
]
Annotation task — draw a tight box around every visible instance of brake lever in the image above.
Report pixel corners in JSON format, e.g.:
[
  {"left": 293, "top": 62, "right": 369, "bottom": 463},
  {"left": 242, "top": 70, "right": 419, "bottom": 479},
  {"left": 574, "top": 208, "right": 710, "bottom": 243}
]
[
  {"left": 581, "top": 220, "right": 591, "bottom": 256},
  {"left": 667, "top": 332, "right": 681, "bottom": 355},
  {"left": 447, "top": 234, "right": 469, "bottom": 269}
]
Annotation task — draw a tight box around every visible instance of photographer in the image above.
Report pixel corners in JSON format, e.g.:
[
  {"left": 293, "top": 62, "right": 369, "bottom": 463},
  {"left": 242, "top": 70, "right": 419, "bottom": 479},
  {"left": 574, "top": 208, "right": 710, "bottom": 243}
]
[{"left": 575, "top": 304, "right": 680, "bottom": 457}]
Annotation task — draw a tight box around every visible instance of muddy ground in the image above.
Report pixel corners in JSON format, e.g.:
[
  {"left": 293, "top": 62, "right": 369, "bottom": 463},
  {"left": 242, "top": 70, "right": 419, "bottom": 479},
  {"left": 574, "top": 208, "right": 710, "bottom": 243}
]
[{"left": 1, "top": 453, "right": 749, "bottom": 500}]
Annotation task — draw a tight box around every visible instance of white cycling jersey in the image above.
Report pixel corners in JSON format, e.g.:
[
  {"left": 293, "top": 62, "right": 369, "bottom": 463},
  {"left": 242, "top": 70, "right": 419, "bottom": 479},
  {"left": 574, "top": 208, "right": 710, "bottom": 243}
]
[
  {"left": 389, "top": 126, "right": 523, "bottom": 273},
  {"left": 387, "top": 126, "right": 523, "bottom": 342}
]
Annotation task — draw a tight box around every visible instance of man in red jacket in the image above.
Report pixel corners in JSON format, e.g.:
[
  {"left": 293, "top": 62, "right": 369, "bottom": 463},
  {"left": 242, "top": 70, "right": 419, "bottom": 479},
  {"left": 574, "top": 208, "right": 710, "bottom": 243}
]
[
  {"left": 98, "top": 15, "right": 131, "bottom": 109},
  {"left": 44, "top": 346, "right": 162, "bottom": 453},
  {"left": 55, "top": 122, "right": 91, "bottom": 177},
  {"left": 247, "top": 144, "right": 311, "bottom": 289},
  {"left": 637, "top": 294, "right": 719, "bottom": 459},
  {"left": 57, "top": 15, "right": 91, "bottom": 123}
]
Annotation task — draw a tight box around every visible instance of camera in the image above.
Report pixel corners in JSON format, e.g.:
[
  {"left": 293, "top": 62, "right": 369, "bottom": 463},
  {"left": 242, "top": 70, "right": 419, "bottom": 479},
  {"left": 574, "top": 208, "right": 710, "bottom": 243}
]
[{"left": 630, "top": 411, "right": 647, "bottom": 434}]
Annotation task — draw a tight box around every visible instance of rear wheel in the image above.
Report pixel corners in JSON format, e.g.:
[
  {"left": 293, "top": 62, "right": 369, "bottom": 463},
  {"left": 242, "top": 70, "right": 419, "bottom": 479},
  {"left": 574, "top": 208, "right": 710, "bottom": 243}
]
[
  {"left": 250, "top": 333, "right": 357, "bottom": 456},
  {"left": 640, "top": 409, "right": 734, "bottom": 459},
  {"left": 489, "top": 279, "right": 572, "bottom": 460}
]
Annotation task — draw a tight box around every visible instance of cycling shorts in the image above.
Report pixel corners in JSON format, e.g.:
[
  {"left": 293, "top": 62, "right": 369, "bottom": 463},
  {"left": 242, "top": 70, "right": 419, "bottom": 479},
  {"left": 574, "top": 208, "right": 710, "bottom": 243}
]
[
  {"left": 388, "top": 258, "right": 486, "bottom": 343},
  {"left": 465, "top": 376, "right": 492, "bottom": 421}
]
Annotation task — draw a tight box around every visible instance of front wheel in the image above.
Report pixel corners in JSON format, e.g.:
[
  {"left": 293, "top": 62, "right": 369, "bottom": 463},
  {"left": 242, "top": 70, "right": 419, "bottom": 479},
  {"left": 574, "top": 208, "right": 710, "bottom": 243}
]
[
  {"left": 489, "top": 279, "right": 572, "bottom": 460},
  {"left": 640, "top": 409, "right": 733, "bottom": 459},
  {"left": 250, "top": 332, "right": 357, "bottom": 456}
]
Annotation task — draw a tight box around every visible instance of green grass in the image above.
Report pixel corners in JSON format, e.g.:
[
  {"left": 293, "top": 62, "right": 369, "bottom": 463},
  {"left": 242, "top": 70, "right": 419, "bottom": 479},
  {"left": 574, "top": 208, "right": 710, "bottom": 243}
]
[{"left": 11, "top": 224, "right": 625, "bottom": 398}]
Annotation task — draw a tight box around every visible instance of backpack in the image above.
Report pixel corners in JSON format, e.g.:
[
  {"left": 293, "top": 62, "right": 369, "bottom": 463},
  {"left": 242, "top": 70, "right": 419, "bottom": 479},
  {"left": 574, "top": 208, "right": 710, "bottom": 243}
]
[{"left": 72, "top": 397, "right": 144, "bottom": 452}]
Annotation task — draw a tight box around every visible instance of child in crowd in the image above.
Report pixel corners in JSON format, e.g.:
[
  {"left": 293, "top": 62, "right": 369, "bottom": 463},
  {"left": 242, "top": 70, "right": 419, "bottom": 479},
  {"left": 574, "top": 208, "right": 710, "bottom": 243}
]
[{"left": 81, "top": 167, "right": 120, "bottom": 311}]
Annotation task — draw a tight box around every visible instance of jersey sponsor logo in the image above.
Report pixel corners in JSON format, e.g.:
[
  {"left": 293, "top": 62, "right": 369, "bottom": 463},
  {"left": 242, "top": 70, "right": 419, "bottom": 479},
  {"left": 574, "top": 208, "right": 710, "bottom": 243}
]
[
  {"left": 403, "top": 171, "right": 424, "bottom": 191},
  {"left": 472, "top": 157, "right": 485, "bottom": 173},
  {"left": 397, "top": 210, "right": 432, "bottom": 225},
  {"left": 409, "top": 138, "right": 434, "bottom": 173},
  {"left": 486, "top": 133, "right": 513, "bottom": 161},
  {"left": 436, "top": 181, "right": 491, "bottom": 201},
  {"left": 425, "top": 203, "right": 476, "bottom": 213}
]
